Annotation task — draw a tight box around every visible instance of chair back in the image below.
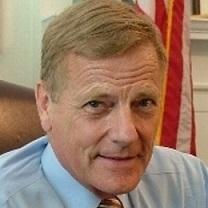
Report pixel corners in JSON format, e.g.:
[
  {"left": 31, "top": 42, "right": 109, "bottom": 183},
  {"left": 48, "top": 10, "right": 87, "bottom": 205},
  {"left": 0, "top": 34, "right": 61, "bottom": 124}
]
[{"left": 0, "top": 80, "right": 44, "bottom": 154}]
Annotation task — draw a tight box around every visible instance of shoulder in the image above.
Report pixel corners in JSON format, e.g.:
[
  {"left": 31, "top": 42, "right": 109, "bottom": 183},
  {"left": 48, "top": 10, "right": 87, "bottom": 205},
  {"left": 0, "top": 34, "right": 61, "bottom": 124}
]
[
  {"left": 135, "top": 146, "right": 208, "bottom": 207},
  {"left": 149, "top": 146, "right": 208, "bottom": 175},
  {"left": 0, "top": 136, "right": 48, "bottom": 206}
]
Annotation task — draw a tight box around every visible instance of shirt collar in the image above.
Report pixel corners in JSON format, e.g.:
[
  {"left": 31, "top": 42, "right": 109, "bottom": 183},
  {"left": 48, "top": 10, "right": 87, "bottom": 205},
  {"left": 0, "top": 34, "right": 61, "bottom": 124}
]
[{"left": 41, "top": 142, "right": 100, "bottom": 208}]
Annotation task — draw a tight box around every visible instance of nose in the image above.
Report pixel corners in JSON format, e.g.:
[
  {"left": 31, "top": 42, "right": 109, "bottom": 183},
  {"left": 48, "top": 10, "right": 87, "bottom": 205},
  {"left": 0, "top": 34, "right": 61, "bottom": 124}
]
[{"left": 110, "top": 106, "right": 139, "bottom": 146}]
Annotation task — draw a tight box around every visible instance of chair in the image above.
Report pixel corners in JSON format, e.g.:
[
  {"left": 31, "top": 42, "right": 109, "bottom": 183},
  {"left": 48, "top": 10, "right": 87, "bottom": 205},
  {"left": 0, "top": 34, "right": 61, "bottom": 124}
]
[{"left": 0, "top": 80, "right": 44, "bottom": 154}]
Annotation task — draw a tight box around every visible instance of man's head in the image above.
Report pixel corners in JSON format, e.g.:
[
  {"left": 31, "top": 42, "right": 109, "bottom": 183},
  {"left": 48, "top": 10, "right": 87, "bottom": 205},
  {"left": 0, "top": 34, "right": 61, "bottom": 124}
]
[{"left": 36, "top": 0, "right": 166, "bottom": 199}]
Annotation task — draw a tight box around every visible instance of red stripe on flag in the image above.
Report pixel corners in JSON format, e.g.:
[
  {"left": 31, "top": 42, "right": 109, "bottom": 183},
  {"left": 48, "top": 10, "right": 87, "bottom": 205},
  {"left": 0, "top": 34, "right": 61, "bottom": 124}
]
[
  {"left": 160, "top": 0, "right": 184, "bottom": 148},
  {"left": 155, "top": 0, "right": 167, "bottom": 45}
]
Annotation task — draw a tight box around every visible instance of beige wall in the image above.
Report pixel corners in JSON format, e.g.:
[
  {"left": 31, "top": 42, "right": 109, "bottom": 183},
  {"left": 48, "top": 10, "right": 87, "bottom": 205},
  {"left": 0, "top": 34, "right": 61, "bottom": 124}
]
[
  {"left": 0, "top": 0, "right": 41, "bottom": 88},
  {"left": 191, "top": 40, "right": 208, "bottom": 164},
  {"left": 41, "top": 0, "right": 72, "bottom": 19},
  {"left": 0, "top": 0, "right": 72, "bottom": 88}
]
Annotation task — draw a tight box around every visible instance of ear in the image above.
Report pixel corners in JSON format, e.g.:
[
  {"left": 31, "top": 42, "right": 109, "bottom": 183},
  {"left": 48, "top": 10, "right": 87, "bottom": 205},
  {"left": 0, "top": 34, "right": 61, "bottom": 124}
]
[{"left": 35, "top": 81, "right": 52, "bottom": 132}]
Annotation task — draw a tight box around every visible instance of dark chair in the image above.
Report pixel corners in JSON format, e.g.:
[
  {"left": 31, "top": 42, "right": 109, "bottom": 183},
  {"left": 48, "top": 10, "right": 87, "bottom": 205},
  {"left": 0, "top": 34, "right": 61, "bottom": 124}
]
[{"left": 0, "top": 80, "right": 44, "bottom": 154}]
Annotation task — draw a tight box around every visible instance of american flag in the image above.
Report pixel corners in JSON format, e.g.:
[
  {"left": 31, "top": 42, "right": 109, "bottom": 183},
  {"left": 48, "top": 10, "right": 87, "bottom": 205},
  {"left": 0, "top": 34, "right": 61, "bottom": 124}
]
[{"left": 123, "top": 0, "right": 196, "bottom": 155}]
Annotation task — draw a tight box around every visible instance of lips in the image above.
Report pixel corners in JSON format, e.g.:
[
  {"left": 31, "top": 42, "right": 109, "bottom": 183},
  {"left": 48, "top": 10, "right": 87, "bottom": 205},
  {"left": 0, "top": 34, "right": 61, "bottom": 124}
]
[
  {"left": 96, "top": 154, "right": 139, "bottom": 170},
  {"left": 99, "top": 155, "right": 136, "bottom": 160}
]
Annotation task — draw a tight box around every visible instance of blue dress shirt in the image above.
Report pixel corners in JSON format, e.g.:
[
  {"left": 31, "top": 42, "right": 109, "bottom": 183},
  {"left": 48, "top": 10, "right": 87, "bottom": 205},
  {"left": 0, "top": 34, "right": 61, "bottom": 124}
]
[{"left": 0, "top": 136, "right": 208, "bottom": 207}]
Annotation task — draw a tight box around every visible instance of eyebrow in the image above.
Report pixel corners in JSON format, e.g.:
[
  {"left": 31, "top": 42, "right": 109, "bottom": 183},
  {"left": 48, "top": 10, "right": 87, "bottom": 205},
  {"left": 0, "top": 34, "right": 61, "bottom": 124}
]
[
  {"left": 76, "top": 84, "right": 160, "bottom": 103},
  {"left": 75, "top": 84, "right": 113, "bottom": 103},
  {"left": 134, "top": 87, "right": 160, "bottom": 98}
]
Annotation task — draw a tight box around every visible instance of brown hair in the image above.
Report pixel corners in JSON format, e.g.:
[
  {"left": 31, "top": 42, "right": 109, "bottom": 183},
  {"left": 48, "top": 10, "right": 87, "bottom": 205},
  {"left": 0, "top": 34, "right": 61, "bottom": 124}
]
[{"left": 41, "top": 0, "right": 166, "bottom": 101}]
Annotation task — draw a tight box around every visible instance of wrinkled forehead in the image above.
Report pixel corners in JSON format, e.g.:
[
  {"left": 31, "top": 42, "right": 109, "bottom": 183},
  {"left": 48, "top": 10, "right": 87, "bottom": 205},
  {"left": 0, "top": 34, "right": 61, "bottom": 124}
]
[
  {"left": 64, "top": 42, "right": 162, "bottom": 77},
  {"left": 61, "top": 43, "right": 163, "bottom": 98}
]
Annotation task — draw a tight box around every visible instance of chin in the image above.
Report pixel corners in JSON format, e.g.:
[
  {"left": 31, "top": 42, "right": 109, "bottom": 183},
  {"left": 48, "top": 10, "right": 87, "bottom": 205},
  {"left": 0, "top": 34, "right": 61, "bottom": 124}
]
[{"left": 92, "top": 175, "right": 140, "bottom": 198}]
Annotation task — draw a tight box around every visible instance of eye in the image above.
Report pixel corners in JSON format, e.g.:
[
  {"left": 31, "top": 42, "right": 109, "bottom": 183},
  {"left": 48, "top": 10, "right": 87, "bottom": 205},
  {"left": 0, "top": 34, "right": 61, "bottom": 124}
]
[
  {"left": 133, "top": 98, "right": 157, "bottom": 113},
  {"left": 139, "top": 98, "right": 156, "bottom": 107},
  {"left": 87, "top": 100, "right": 103, "bottom": 108},
  {"left": 83, "top": 100, "right": 110, "bottom": 115}
]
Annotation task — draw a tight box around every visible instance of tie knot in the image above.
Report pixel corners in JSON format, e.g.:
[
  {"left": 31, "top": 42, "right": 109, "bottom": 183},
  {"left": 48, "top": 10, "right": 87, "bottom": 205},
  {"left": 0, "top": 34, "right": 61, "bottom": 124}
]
[{"left": 98, "top": 196, "right": 124, "bottom": 208}]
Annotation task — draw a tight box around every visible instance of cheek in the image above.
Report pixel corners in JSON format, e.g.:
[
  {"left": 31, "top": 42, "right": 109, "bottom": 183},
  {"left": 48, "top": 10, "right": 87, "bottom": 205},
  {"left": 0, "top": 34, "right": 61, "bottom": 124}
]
[
  {"left": 50, "top": 115, "right": 104, "bottom": 162},
  {"left": 136, "top": 116, "right": 159, "bottom": 153},
  {"left": 50, "top": 117, "right": 107, "bottom": 184},
  {"left": 139, "top": 116, "right": 159, "bottom": 136}
]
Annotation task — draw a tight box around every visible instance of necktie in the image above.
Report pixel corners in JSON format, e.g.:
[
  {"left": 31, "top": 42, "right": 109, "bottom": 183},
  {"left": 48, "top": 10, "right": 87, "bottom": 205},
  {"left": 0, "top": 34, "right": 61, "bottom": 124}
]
[{"left": 97, "top": 196, "right": 124, "bottom": 208}]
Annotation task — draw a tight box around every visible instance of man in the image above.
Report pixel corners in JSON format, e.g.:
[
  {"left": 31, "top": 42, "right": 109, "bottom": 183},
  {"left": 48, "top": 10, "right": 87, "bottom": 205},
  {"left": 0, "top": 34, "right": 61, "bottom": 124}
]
[{"left": 1, "top": 0, "right": 207, "bottom": 207}]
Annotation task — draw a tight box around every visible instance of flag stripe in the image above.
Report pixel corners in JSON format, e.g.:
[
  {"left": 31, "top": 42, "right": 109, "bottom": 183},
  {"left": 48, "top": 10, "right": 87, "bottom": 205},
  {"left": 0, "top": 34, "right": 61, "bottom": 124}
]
[
  {"left": 154, "top": 0, "right": 168, "bottom": 146},
  {"left": 160, "top": 0, "right": 184, "bottom": 149},
  {"left": 176, "top": 0, "right": 195, "bottom": 154},
  {"left": 155, "top": 0, "right": 168, "bottom": 46}
]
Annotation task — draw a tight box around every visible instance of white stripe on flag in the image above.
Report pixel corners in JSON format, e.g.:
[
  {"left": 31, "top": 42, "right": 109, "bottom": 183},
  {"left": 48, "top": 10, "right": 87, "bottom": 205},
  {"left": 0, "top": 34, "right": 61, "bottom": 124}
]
[
  {"left": 176, "top": 1, "right": 193, "bottom": 153},
  {"left": 137, "top": 0, "right": 155, "bottom": 20}
]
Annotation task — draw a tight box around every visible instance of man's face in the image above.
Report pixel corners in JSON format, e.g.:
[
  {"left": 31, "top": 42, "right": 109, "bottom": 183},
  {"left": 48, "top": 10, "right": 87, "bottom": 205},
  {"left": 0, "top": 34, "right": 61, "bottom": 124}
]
[{"left": 37, "top": 42, "right": 162, "bottom": 198}]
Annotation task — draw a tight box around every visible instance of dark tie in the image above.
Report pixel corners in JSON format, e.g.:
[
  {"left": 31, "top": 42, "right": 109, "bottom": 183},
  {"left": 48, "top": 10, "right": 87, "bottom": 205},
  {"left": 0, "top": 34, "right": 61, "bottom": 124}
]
[{"left": 97, "top": 196, "right": 124, "bottom": 208}]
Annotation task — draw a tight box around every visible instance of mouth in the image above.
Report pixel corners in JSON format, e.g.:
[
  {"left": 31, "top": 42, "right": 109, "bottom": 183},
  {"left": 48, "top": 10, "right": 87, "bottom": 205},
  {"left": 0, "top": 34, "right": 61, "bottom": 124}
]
[
  {"left": 97, "top": 154, "right": 141, "bottom": 168},
  {"left": 99, "top": 155, "right": 137, "bottom": 161}
]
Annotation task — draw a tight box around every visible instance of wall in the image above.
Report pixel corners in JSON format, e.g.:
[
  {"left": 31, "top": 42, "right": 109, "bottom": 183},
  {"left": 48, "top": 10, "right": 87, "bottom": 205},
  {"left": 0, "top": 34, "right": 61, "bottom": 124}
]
[
  {"left": 41, "top": 0, "right": 72, "bottom": 19},
  {"left": 0, "top": 0, "right": 72, "bottom": 88},
  {"left": 0, "top": 0, "right": 41, "bottom": 88},
  {"left": 192, "top": 40, "right": 208, "bottom": 164}
]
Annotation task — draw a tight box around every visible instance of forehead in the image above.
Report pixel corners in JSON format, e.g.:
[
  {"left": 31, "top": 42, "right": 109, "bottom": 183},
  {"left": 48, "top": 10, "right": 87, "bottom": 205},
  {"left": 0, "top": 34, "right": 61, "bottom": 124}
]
[{"left": 64, "top": 43, "right": 162, "bottom": 95}]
